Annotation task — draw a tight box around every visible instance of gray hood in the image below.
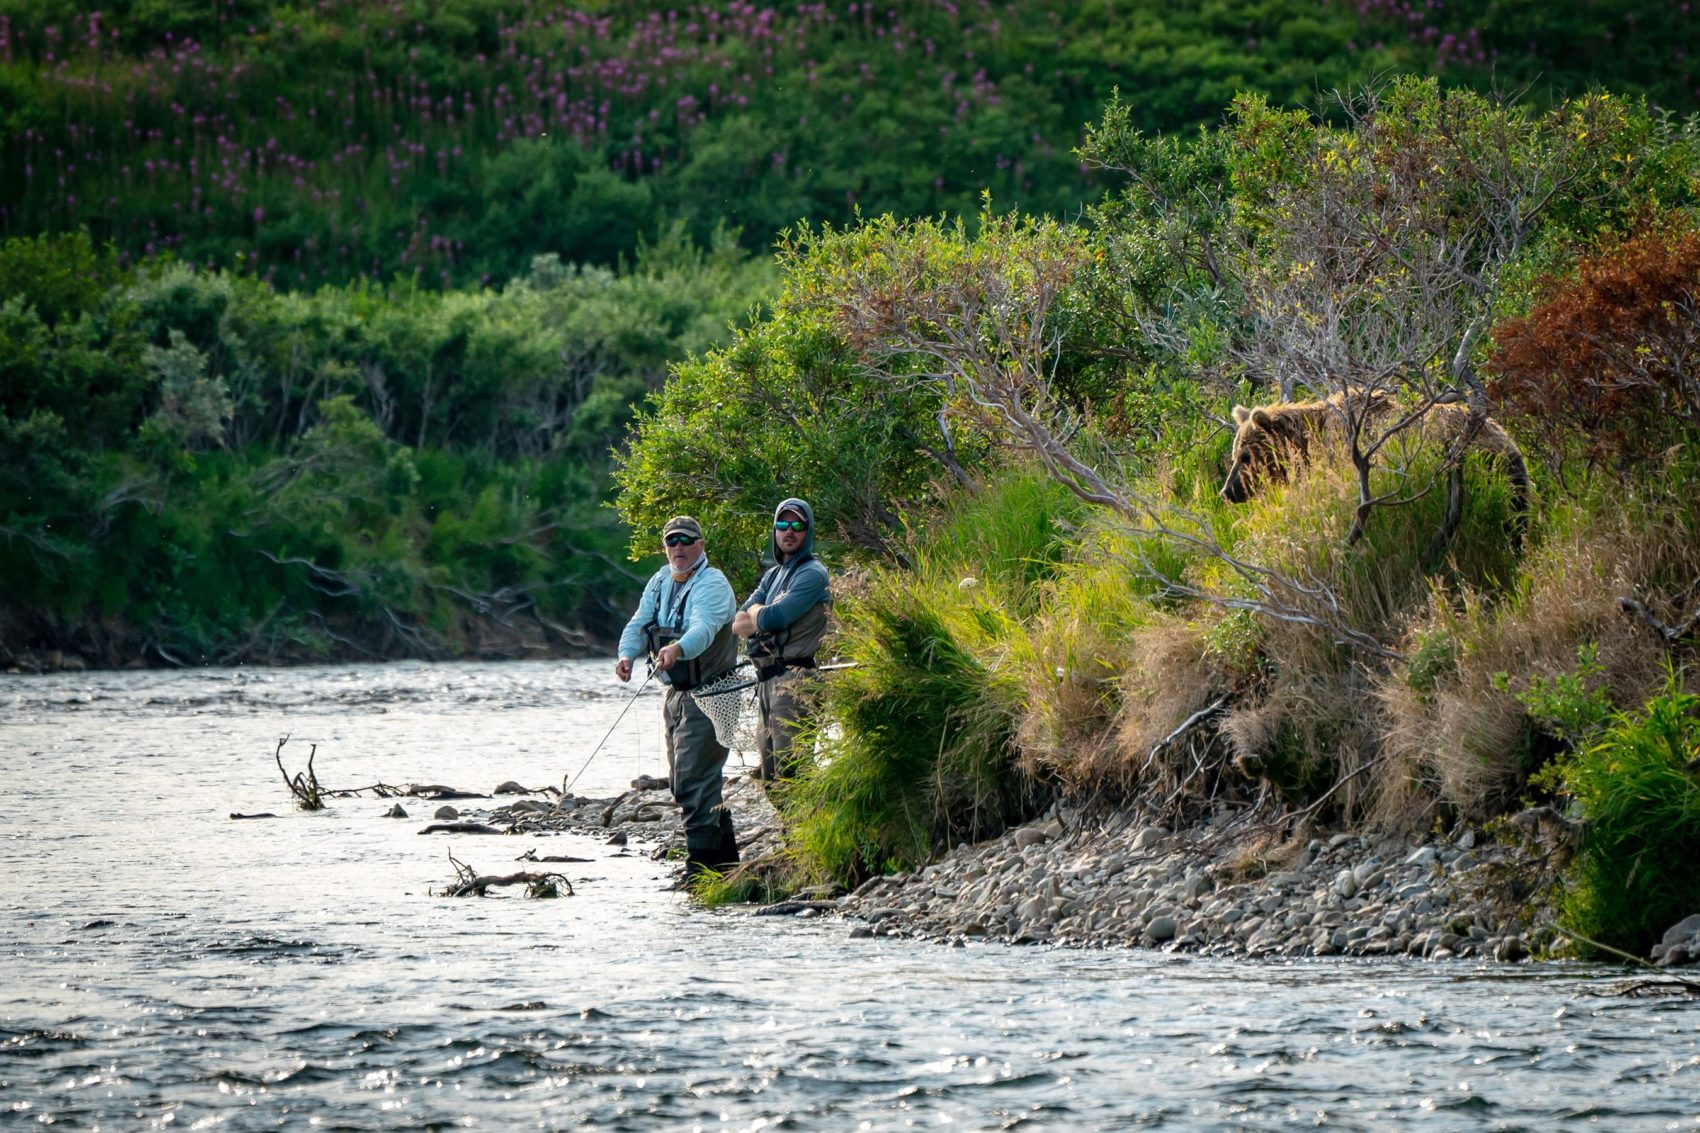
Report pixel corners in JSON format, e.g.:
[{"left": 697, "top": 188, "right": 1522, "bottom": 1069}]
[{"left": 770, "top": 497, "right": 816, "bottom": 563}]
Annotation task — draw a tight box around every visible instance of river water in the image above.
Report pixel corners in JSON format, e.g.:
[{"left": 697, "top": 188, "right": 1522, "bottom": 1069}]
[{"left": 3, "top": 660, "right": 1698, "bottom": 1130}]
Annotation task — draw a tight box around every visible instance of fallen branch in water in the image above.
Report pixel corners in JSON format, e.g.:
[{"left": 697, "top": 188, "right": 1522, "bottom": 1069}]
[
  {"left": 516, "top": 847, "right": 593, "bottom": 863},
  {"left": 274, "top": 736, "right": 323, "bottom": 810},
  {"left": 440, "top": 851, "right": 574, "bottom": 897},
  {"left": 401, "top": 783, "right": 490, "bottom": 800},
  {"left": 418, "top": 821, "right": 507, "bottom": 835}
]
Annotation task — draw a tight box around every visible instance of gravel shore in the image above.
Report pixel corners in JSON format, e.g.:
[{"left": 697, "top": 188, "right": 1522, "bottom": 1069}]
[
  {"left": 448, "top": 782, "right": 1700, "bottom": 967},
  {"left": 835, "top": 805, "right": 1556, "bottom": 961}
]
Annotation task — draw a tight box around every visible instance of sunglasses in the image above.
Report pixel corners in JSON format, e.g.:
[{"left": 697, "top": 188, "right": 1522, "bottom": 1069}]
[
  {"left": 774, "top": 520, "right": 809, "bottom": 532},
  {"left": 664, "top": 533, "right": 699, "bottom": 546}
]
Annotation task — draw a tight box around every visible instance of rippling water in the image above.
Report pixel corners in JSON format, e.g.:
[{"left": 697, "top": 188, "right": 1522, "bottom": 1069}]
[{"left": 4, "top": 661, "right": 1699, "bottom": 1130}]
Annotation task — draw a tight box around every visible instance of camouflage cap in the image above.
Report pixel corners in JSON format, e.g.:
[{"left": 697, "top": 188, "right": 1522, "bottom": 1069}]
[{"left": 662, "top": 515, "right": 703, "bottom": 540}]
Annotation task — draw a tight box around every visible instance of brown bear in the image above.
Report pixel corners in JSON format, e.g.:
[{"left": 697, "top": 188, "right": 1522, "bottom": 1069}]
[{"left": 1221, "top": 391, "right": 1529, "bottom": 547}]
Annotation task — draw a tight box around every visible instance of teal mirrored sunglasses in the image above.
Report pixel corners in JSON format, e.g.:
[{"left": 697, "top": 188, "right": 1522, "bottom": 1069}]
[{"left": 774, "top": 520, "right": 808, "bottom": 532}]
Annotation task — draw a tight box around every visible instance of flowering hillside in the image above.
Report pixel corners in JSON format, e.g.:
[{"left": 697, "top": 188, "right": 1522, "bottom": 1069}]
[{"left": 12, "top": 0, "right": 1689, "bottom": 289}]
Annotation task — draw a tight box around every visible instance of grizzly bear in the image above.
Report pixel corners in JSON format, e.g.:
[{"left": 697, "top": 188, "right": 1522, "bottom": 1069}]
[{"left": 1221, "top": 391, "right": 1529, "bottom": 547}]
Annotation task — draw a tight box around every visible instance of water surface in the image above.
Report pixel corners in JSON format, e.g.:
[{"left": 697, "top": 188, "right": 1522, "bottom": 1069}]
[{"left": 4, "top": 661, "right": 1698, "bottom": 1129}]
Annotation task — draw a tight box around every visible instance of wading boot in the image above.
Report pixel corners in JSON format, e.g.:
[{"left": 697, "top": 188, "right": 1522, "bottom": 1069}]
[
  {"left": 672, "top": 832, "right": 723, "bottom": 890},
  {"left": 717, "top": 811, "right": 740, "bottom": 866}
]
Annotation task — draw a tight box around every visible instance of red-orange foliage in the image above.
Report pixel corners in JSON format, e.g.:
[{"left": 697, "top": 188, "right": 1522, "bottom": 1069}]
[{"left": 1487, "top": 223, "right": 1700, "bottom": 468}]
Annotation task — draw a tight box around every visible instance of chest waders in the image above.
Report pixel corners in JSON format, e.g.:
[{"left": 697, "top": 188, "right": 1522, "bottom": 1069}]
[{"left": 645, "top": 575, "right": 740, "bottom": 879}]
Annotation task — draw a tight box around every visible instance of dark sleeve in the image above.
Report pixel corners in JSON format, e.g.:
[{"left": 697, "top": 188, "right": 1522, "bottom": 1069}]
[{"left": 754, "top": 562, "right": 829, "bottom": 631}]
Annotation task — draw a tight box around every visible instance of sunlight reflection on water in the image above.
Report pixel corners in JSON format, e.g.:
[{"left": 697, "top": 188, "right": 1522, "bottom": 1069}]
[{"left": 3, "top": 661, "right": 1698, "bottom": 1130}]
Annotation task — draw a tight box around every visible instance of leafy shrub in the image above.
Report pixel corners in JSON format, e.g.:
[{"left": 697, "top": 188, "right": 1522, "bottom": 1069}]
[
  {"left": 780, "top": 469, "right": 1074, "bottom": 885},
  {"left": 1533, "top": 671, "right": 1700, "bottom": 957},
  {"left": 1488, "top": 220, "right": 1700, "bottom": 470}
]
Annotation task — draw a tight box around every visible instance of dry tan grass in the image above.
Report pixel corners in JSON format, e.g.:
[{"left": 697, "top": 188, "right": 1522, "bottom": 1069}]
[
  {"left": 1373, "top": 488, "right": 1700, "bottom": 824},
  {"left": 1100, "top": 618, "right": 1225, "bottom": 790}
]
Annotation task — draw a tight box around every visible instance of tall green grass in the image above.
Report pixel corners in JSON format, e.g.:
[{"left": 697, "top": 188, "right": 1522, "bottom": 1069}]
[
  {"left": 1537, "top": 671, "right": 1700, "bottom": 957},
  {"left": 779, "top": 467, "right": 1080, "bottom": 886}
]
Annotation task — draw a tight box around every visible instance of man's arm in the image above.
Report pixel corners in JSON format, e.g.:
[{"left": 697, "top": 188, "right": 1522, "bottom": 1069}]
[
  {"left": 754, "top": 563, "right": 829, "bottom": 632},
  {"left": 616, "top": 574, "right": 662, "bottom": 662},
  {"left": 739, "top": 568, "right": 773, "bottom": 613}
]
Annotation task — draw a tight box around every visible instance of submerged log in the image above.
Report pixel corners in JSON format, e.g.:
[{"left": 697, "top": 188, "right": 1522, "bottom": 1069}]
[
  {"left": 418, "top": 821, "right": 507, "bottom": 835},
  {"left": 403, "top": 783, "right": 490, "bottom": 800}
]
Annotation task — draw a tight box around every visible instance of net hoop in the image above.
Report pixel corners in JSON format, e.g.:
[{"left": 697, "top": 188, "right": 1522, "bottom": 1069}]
[{"left": 690, "top": 663, "right": 760, "bottom": 752}]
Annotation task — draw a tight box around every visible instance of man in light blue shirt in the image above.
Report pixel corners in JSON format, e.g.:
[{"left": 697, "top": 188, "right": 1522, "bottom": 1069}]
[{"left": 615, "top": 515, "right": 740, "bottom": 881}]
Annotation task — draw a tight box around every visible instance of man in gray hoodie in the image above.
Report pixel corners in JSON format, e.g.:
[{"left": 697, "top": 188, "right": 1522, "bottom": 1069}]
[{"left": 732, "top": 498, "right": 831, "bottom": 781}]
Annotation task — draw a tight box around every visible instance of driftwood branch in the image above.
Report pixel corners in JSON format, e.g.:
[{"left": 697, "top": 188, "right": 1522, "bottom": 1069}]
[
  {"left": 274, "top": 735, "right": 323, "bottom": 810},
  {"left": 440, "top": 851, "right": 574, "bottom": 897},
  {"left": 517, "top": 848, "right": 593, "bottom": 863}
]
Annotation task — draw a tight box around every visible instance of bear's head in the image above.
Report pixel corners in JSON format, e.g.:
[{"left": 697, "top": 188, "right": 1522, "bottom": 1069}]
[{"left": 1221, "top": 404, "right": 1311, "bottom": 503}]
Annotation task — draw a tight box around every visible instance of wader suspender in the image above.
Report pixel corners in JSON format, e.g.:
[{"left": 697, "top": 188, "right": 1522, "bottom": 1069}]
[
  {"left": 645, "top": 572, "right": 697, "bottom": 685},
  {"left": 644, "top": 567, "right": 733, "bottom": 692}
]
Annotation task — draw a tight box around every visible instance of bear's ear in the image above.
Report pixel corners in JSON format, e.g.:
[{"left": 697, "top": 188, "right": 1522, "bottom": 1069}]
[
  {"left": 1250, "top": 407, "right": 1282, "bottom": 432},
  {"left": 1231, "top": 405, "right": 1252, "bottom": 426}
]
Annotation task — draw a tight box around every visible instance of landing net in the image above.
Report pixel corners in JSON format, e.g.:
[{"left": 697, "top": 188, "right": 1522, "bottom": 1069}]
[{"left": 690, "top": 664, "right": 759, "bottom": 752}]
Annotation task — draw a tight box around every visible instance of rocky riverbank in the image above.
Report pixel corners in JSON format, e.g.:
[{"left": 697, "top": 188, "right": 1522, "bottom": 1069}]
[
  {"left": 444, "top": 778, "right": 1700, "bottom": 968},
  {"left": 437, "top": 773, "right": 786, "bottom": 872},
  {"left": 836, "top": 805, "right": 1559, "bottom": 961}
]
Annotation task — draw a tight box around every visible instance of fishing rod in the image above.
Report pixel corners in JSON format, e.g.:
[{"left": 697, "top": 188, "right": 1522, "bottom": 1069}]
[
  {"left": 561, "top": 663, "right": 655, "bottom": 796},
  {"left": 562, "top": 658, "right": 860, "bottom": 794},
  {"left": 693, "top": 658, "right": 860, "bottom": 698}
]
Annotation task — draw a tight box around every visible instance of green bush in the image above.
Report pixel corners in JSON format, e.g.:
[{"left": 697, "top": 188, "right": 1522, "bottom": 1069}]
[
  {"left": 780, "top": 468, "right": 1077, "bottom": 886},
  {"left": 1536, "top": 671, "right": 1700, "bottom": 957}
]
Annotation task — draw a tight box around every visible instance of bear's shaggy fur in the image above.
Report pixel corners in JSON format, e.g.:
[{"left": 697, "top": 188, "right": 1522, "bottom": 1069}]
[{"left": 1220, "top": 391, "right": 1529, "bottom": 544}]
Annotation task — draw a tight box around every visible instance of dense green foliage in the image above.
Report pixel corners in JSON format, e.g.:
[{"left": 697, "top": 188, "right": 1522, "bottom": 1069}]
[
  {"left": 6, "top": 0, "right": 1691, "bottom": 289},
  {"left": 1533, "top": 673, "right": 1700, "bottom": 957},
  {"left": 0, "top": 226, "right": 772, "bottom": 664},
  {"left": 780, "top": 468, "right": 1080, "bottom": 885}
]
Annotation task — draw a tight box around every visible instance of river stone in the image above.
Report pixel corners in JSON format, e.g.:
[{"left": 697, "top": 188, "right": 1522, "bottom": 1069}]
[
  {"left": 434, "top": 805, "right": 459, "bottom": 820},
  {"left": 1404, "top": 846, "right": 1437, "bottom": 867},
  {"left": 1146, "top": 915, "right": 1178, "bottom": 942},
  {"left": 384, "top": 804, "right": 408, "bottom": 818},
  {"left": 1132, "top": 826, "right": 1164, "bottom": 851},
  {"left": 1660, "top": 914, "right": 1700, "bottom": 945},
  {"left": 1652, "top": 914, "right": 1700, "bottom": 965},
  {"left": 1333, "top": 870, "right": 1358, "bottom": 899},
  {"left": 1455, "top": 828, "right": 1477, "bottom": 850},
  {"left": 494, "top": 780, "right": 528, "bottom": 795},
  {"left": 1015, "top": 827, "right": 1051, "bottom": 850}
]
